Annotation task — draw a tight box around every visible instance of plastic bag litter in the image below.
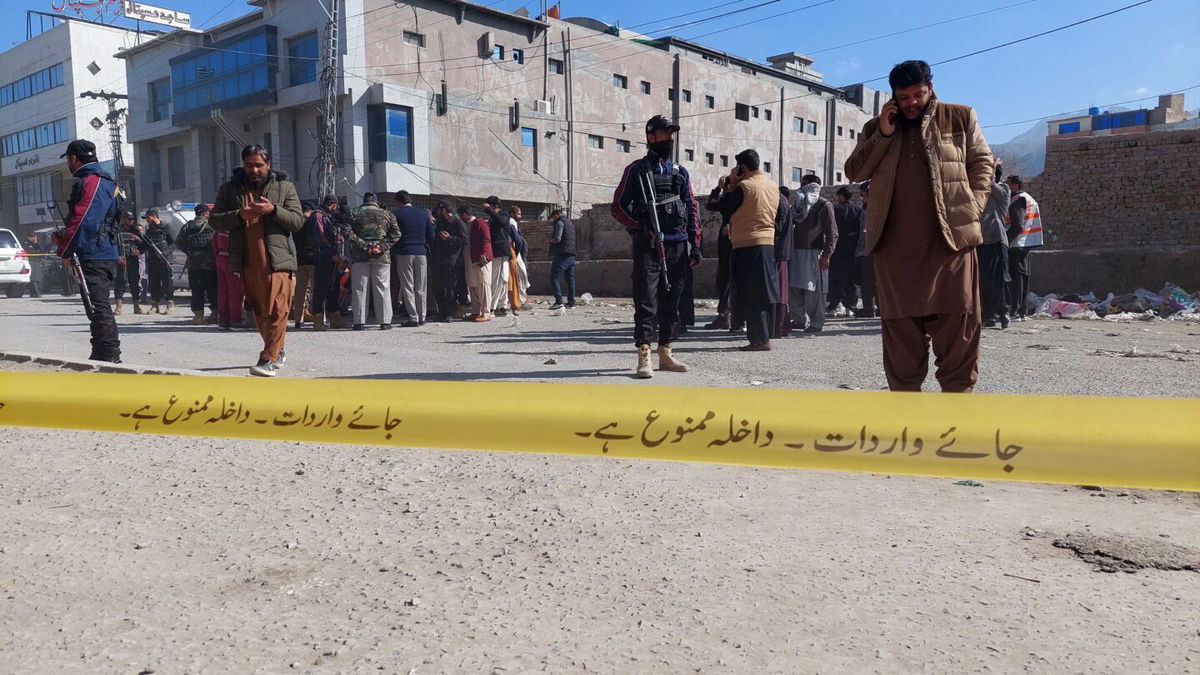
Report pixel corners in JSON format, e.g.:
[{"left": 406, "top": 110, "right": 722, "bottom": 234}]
[
  {"left": 578, "top": 292, "right": 593, "bottom": 306},
  {"left": 1159, "top": 282, "right": 1197, "bottom": 311},
  {"left": 1170, "top": 309, "right": 1200, "bottom": 322},
  {"left": 1108, "top": 293, "right": 1148, "bottom": 314},
  {"left": 1102, "top": 310, "right": 1159, "bottom": 322},
  {"left": 1133, "top": 288, "right": 1172, "bottom": 311},
  {"left": 1025, "top": 292, "right": 1044, "bottom": 314},
  {"left": 1034, "top": 298, "right": 1090, "bottom": 318}
]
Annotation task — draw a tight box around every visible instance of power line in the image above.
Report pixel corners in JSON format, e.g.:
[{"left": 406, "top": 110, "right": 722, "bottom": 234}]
[
  {"left": 805, "top": 0, "right": 1038, "bottom": 56},
  {"left": 980, "top": 84, "right": 1200, "bottom": 129}
]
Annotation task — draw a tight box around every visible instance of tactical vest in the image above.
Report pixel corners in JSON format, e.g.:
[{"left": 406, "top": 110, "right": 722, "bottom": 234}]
[{"left": 643, "top": 159, "right": 687, "bottom": 235}]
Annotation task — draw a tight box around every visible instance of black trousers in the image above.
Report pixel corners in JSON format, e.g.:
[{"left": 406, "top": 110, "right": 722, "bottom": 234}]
[
  {"left": 1008, "top": 248, "right": 1031, "bottom": 318},
  {"left": 715, "top": 230, "right": 732, "bottom": 316},
  {"left": 631, "top": 235, "right": 689, "bottom": 346},
  {"left": 978, "top": 243, "right": 1010, "bottom": 323},
  {"left": 431, "top": 259, "right": 461, "bottom": 319},
  {"left": 856, "top": 256, "right": 876, "bottom": 316},
  {"left": 80, "top": 259, "right": 121, "bottom": 360},
  {"left": 148, "top": 262, "right": 173, "bottom": 302},
  {"left": 827, "top": 253, "right": 858, "bottom": 310},
  {"left": 188, "top": 267, "right": 218, "bottom": 313},
  {"left": 311, "top": 258, "right": 341, "bottom": 315}
]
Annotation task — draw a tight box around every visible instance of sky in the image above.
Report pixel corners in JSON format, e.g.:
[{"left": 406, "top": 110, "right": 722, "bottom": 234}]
[{"left": 4, "top": 0, "right": 1198, "bottom": 143}]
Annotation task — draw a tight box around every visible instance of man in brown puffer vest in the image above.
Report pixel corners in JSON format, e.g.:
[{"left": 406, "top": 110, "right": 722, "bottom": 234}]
[{"left": 845, "top": 60, "right": 993, "bottom": 393}]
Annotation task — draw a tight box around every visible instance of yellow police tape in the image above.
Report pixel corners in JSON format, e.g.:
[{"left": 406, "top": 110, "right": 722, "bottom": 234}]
[{"left": 0, "top": 371, "right": 1196, "bottom": 491}]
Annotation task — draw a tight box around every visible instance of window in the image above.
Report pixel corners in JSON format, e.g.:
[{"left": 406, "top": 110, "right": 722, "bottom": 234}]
[
  {"left": 167, "top": 146, "right": 185, "bottom": 191},
  {"left": 16, "top": 173, "right": 54, "bottom": 206},
  {"left": 836, "top": 171, "right": 842, "bottom": 182},
  {"left": 368, "top": 105, "right": 414, "bottom": 164},
  {"left": 806, "top": 120, "right": 818, "bottom": 135},
  {"left": 849, "top": 129, "right": 856, "bottom": 139},
  {"left": 667, "top": 87, "right": 674, "bottom": 101},
  {"left": 793, "top": 116, "right": 803, "bottom": 132},
  {"left": 720, "top": 155, "right": 729, "bottom": 167},
  {"left": 616, "top": 139, "right": 631, "bottom": 153},
  {"left": 681, "top": 89, "right": 692, "bottom": 103},
  {"left": 1058, "top": 121, "right": 1081, "bottom": 134},
  {"left": 587, "top": 134, "right": 604, "bottom": 149},
  {"left": 764, "top": 109, "right": 772, "bottom": 121},
  {"left": 403, "top": 30, "right": 426, "bottom": 47},
  {"left": 704, "top": 95, "right": 715, "bottom": 109},
  {"left": 613, "top": 74, "right": 627, "bottom": 89},
  {"left": 491, "top": 45, "right": 505, "bottom": 60},
  {"left": 735, "top": 103, "right": 749, "bottom": 121},
  {"left": 751, "top": 106, "right": 759, "bottom": 119},
  {"left": 286, "top": 32, "right": 318, "bottom": 87},
  {"left": 549, "top": 58, "right": 563, "bottom": 75},
  {"left": 684, "top": 148, "right": 694, "bottom": 161},
  {"left": 169, "top": 26, "right": 278, "bottom": 122},
  {"left": 792, "top": 167, "right": 802, "bottom": 182},
  {"left": 0, "top": 63, "right": 65, "bottom": 107},
  {"left": 2, "top": 118, "right": 69, "bottom": 157},
  {"left": 512, "top": 48, "right": 524, "bottom": 64},
  {"left": 640, "top": 81, "right": 651, "bottom": 95},
  {"left": 705, "top": 152, "right": 714, "bottom": 165},
  {"left": 764, "top": 161, "right": 771, "bottom": 173},
  {"left": 520, "top": 127, "right": 536, "bottom": 147},
  {"left": 837, "top": 125, "right": 843, "bottom": 136},
  {"left": 149, "top": 78, "right": 171, "bottom": 122}
]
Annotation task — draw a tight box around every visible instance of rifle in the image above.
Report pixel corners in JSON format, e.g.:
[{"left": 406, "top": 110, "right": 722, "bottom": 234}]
[
  {"left": 46, "top": 200, "right": 96, "bottom": 319},
  {"left": 638, "top": 168, "right": 671, "bottom": 293}
]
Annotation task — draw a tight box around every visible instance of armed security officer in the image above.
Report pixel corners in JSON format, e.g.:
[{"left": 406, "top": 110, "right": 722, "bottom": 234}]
[
  {"left": 54, "top": 139, "right": 121, "bottom": 363},
  {"left": 612, "top": 115, "right": 702, "bottom": 379}
]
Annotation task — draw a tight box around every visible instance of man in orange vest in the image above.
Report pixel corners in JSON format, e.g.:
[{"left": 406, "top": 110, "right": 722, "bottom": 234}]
[{"left": 1004, "top": 174, "right": 1043, "bottom": 322}]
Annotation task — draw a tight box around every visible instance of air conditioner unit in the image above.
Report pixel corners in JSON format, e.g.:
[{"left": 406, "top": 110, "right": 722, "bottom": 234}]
[{"left": 535, "top": 99, "right": 552, "bottom": 115}]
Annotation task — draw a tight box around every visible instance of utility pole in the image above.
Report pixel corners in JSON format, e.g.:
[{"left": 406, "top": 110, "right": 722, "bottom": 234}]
[
  {"left": 316, "top": 0, "right": 341, "bottom": 200},
  {"left": 79, "top": 90, "right": 130, "bottom": 198}
]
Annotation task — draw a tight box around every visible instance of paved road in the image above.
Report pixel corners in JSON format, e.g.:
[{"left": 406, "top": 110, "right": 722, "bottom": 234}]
[{"left": 1, "top": 293, "right": 1198, "bottom": 396}]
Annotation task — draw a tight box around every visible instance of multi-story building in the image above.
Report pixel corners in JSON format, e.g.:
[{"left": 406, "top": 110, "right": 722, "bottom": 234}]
[
  {"left": 118, "top": 0, "right": 880, "bottom": 217},
  {"left": 0, "top": 14, "right": 151, "bottom": 237},
  {"left": 1046, "top": 93, "right": 1191, "bottom": 140}
]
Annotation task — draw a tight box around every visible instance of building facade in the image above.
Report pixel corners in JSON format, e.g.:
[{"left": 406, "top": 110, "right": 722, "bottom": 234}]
[
  {"left": 1046, "top": 93, "right": 1191, "bottom": 140},
  {"left": 0, "top": 16, "right": 150, "bottom": 237},
  {"left": 119, "top": 0, "right": 879, "bottom": 217}
]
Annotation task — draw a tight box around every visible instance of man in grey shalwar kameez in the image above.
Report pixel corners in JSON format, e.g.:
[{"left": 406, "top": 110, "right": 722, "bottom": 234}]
[{"left": 788, "top": 175, "right": 837, "bottom": 333}]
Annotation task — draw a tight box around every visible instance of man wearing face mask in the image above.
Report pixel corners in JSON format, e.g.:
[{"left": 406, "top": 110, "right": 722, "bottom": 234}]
[
  {"left": 612, "top": 115, "right": 702, "bottom": 378},
  {"left": 845, "top": 60, "right": 992, "bottom": 393}
]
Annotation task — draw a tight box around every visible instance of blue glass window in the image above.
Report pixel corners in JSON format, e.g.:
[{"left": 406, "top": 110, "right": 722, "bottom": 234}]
[
  {"left": 0, "top": 63, "right": 65, "bottom": 108},
  {"left": 169, "top": 25, "right": 278, "bottom": 122},
  {"left": 2, "top": 118, "right": 68, "bottom": 157},
  {"left": 149, "top": 78, "right": 171, "bottom": 122},
  {"left": 369, "top": 105, "right": 414, "bottom": 164},
  {"left": 1058, "top": 121, "right": 1081, "bottom": 134},
  {"left": 520, "top": 127, "right": 535, "bottom": 147},
  {"left": 287, "top": 32, "right": 318, "bottom": 87}
]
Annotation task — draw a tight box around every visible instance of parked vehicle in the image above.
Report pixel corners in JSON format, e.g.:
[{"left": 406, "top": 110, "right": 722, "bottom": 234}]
[
  {"left": 139, "top": 201, "right": 202, "bottom": 291},
  {"left": 0, "top": 228, "right": 32, "bottom": 298}
]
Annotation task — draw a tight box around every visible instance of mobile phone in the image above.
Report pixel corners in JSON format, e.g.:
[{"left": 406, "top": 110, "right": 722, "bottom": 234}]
[{"left": 888, "top": 96, "right": 898, "bottom": 124}]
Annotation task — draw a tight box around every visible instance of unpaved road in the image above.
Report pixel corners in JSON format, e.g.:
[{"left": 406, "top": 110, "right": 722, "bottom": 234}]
[{"left": 2, "top": 422, "right": 1198, "bottom": 673}]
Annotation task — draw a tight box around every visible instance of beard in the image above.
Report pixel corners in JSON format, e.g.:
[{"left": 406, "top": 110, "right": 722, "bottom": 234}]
[
  {"left": 896, "top": 101, "right": 930, "bottom": 129},
  {"left": 243, "top": 172, "right": 267, "bottom": 188}
]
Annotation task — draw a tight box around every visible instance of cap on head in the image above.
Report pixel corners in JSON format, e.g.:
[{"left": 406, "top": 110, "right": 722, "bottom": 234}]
[
  {"left": 435, "top": 199, "right": 452, "bottom": 212},
  {"left": 322, "top": 194, "right": 338, "bottom": 206},
  {"left": 363, "top": 192, "right": 379, "bottom": 205},
  {"left": 145, "top": 207, "right": 160, "bottom": 218},
  {"left": 645, "top": 115, "right": 680, "bottom": 135},
  {"left": 60, "top": 139, "right": 97, "bottom": 159},
  {"left": 195, "top": 204, "right": 211, "bottom": 216}
]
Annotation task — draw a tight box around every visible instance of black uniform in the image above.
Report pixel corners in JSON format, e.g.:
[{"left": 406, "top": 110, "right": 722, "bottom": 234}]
[
  {"left": 176, "top": 216, "right": 217, "bottom": 315},
  {"left": 828, "top": 201, "right": 862, "bottom": 313},
  {"left": 144, "top": 221, "right": 175, "bottom": 303},
  {"left": 612, "top": 150, "right": 701, "bottom": 346},
  {"left": 431, "top": 213, "right": 468, "bottom": 321}
]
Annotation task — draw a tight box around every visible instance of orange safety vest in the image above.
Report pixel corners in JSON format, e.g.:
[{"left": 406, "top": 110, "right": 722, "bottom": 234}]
[{"left": 1004, "top": 191, "right": 1044, "bottom": 248}]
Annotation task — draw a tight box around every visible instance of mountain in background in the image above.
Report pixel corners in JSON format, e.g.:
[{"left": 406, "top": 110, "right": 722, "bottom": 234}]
[{"left": 991, "top": 121, "right": 1048, "bottom": 179}]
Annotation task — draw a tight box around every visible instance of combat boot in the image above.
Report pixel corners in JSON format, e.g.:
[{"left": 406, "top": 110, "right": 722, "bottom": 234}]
[
  {"left": 657, "top": 344, "right": 689, "bottom": 372},
  {"left": 636, "top": 344, "right": 653, "bottom": 379},
  {"left": 164, "top": 300, "right": 174, "bottom": 315},
  {"left": 313, "top": 313, "right": 326, "bottom": 331},
  {"left": 205, "top": 313, "right": 219, "bottom": 324},
  {"left": 133, "top": 302, "right": 144, "bottom": 315},
  {"left": 330, "top": 312, "right": 345, "bottom": 330},
  {"left": 150, "top": 302, "right": 160, "bottom": 314},
  {"left": 190, "top": 310, "right": 205, "bottom": 325},
  {"left": 114, "top": 299, "right": 123, "bottom": 315}
]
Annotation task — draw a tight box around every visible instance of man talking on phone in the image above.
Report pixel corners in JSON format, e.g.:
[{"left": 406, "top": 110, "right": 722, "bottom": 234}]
[
  {"left": 210, "top": 144, "right": 305, "bottom": 377},
  {"left": 845, "top": 60, "right": 993, "bottom": 392}
]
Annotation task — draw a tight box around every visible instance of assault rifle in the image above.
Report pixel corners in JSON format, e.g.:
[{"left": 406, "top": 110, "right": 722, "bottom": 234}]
[{"left": 638, "top": 169, "right": 670, "bottom": 293}]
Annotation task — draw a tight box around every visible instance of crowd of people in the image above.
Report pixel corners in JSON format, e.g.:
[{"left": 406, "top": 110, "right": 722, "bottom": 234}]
[{"left": 49, "top": 59, "right": 1039, "bottom": 388}]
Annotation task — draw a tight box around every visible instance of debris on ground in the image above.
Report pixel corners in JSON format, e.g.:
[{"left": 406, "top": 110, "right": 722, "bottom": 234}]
[
  {"left": 1028, "top": 283, "right": 1199, "bottom": 321},
  {"left": 577, "top": 292, "right": 594, "bottom": 305},
  {"left": 954, "top": 480, "right": 984, "bottom": 487},
  {"left": 1053, "top": 533, "right": 1200, "bottom": 573}
]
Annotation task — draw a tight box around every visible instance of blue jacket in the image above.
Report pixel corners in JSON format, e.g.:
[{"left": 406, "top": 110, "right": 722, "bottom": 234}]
[
  {"left": 392, "top": 204, "right": 435, "bottom": 256},
  {"left": 57, "top": 162, "right": 119, "bottom": 261}
]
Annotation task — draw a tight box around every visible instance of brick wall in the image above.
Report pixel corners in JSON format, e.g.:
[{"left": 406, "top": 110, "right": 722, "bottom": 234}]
[{"left": 1035, "top": 129, "right": 1200, "bottom": 250}]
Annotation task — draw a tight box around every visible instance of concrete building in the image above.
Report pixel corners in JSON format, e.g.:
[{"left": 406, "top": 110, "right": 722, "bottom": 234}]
[
  {"left": 0, "top": 14, "right": 153, "bottom": 237},
  {"left": 118, "top": 0, "right": 878, "bottom": 217},
  {"left": 1046, "top": 93, "right": 1191, "bottom": 140}
]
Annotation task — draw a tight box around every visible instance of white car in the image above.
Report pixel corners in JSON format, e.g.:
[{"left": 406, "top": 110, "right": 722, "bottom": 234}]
[{"left": 0, "top": 228, "right": 32, "bottom": 298}]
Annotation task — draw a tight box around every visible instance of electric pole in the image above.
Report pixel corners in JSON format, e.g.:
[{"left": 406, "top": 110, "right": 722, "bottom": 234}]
[
  {"left": 316, "top": 0, "right": 340, "bottom": 200},
  {"left": 79, "top": 90, "right": 130, "bottom": 198}
]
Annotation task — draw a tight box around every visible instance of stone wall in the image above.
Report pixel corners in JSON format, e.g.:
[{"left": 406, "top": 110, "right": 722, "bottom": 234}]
[{"left": 1036, "top": 128, "right": 1200, "bottom": 250}]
